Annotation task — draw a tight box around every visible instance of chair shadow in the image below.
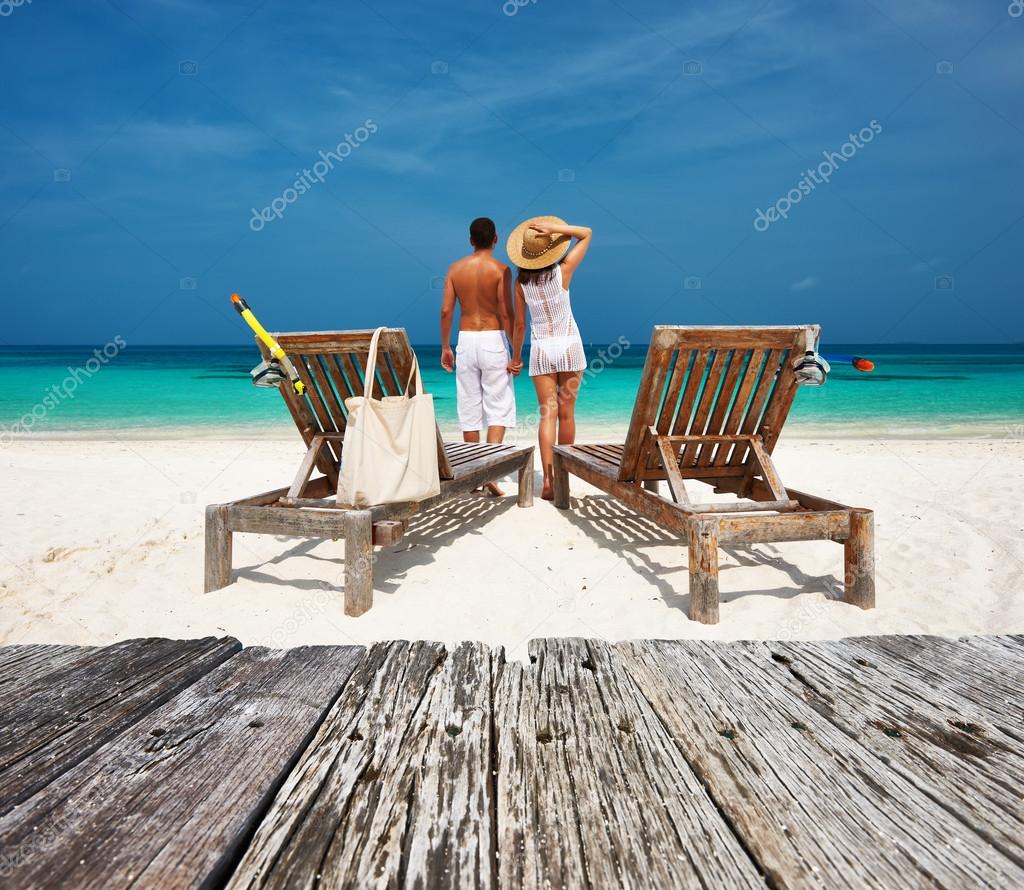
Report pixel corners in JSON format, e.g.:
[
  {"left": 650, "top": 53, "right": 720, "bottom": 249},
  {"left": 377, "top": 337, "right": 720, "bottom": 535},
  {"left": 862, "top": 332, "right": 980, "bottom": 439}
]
[
  {"left": 232, "top": 493, "right": 519, "bottom": 596},
  {"left": 558, "top": 494, "right": 843, "bottom": 613}
]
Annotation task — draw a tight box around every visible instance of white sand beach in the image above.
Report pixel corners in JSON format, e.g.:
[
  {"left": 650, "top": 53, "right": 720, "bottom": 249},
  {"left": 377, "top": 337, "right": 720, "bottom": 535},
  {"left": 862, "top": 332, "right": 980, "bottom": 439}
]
[{"left": 1, "top": 436, "right": 1021, "bottom": 663}]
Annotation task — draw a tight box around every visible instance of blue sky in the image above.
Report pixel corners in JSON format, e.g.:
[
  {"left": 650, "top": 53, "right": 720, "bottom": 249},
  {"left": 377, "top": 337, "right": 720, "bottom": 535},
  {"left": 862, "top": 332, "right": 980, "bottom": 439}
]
[{"left": 1, "top": 0, "right": 1022, "bottom": 346}]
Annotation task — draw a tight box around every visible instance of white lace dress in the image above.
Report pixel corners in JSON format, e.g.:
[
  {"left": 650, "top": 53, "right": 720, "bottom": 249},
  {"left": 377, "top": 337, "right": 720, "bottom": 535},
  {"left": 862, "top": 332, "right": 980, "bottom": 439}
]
[{"left": 522, "top": 264, "right": 587, "bottom": 376}]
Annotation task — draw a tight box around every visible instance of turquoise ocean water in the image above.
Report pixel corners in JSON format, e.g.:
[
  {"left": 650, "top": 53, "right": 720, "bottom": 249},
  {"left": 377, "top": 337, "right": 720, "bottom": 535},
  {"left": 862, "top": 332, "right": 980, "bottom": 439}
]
[{"left": 1, "top": 344, "right": 1022, "bottom": 439}]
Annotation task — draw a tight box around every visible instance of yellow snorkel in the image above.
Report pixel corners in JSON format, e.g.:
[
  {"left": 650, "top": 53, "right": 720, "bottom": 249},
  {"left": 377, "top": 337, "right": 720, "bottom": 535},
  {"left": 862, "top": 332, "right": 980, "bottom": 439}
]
[{"left": 230, "top": 293, "right": 306, "bottom": 395}]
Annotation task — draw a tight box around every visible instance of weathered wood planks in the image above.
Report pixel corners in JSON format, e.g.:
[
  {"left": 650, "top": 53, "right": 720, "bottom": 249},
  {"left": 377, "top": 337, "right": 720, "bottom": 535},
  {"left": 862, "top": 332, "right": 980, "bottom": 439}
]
[
  {"left": 615, "top": 639, "right": 1024, "bottom": 888},
  {"left": 2, "top": 634, "right": 1024, "bottom": 889},
  {"left": 0, "top": 644, "right": 95, "bottom": 698},
  {"left": 0, "top": 636, "right": 241, "bottom": 815},
  {"left": 0, "top": 645, "right": 363, "bottom": 889},
  {"left": 767, "top": 636, "right": 1024, "bottom": 868},
  {"left": 228, "top": 641, "right": 493, "bottom": 889},
  {"left": 492, "top": 639, "right": 765, "bottom": 889}
]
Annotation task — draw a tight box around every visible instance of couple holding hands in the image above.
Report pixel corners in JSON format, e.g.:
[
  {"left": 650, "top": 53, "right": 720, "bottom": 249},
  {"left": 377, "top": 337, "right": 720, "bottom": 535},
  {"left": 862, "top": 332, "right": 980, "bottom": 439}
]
[{"left": 440, "top": 215, "right": 592, "bottom": 500}]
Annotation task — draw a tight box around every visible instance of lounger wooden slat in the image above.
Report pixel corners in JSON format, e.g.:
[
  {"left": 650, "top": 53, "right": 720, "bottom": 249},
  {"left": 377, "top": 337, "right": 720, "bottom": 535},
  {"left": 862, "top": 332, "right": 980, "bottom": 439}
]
[
  {"left": 669, "top": 348, "right": 710, "bottom": 437},
  {"left": 553, "top": 324, "right": 873, "bottom": 625},
  {"left": 759, "top": 362, "right": 801, "bottom": 455},
  {"left": 304, "top": 355, "right": 348, "bottom": 432},
  {"left": 445, "top": 443, "right": 479, "bottom": 458},
  {"left": 713, "top": 348, "right": 767, "bottom": 465},
  {"left": 342, "top": 349, "right": 384, "bottom": 400},
  {"left": 584, "top": 444, "right": 623, "bottom": 465},
  {"left": 698, "top": 349, "right": 747, "bottom": 466},
  {"left": 728, "top": 347, "right": 785, "bottom": 469},
  {"left": 447, "top": 445, "right": 514, "bottom": 467},
  {"left": 322, "top": 352, "right": 357, "bottom": 404},
  {"left": 680, "top": 350, "right": 729, "bottom": 469},
  {"left": 618, "top": 338, "right": 678, "bottom": 482},
  {"left": 208, "top": 328, "right": 532, "bottom": 615},
  {"left": 291, "top": 355, "right": 343, "bottom": 466},
  {"left": 655, "top": 349, "right": 690, "bottom": 432}
]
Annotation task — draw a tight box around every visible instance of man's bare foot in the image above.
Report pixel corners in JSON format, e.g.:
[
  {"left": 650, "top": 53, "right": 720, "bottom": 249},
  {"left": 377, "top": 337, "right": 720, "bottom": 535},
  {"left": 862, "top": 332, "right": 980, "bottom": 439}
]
[{"left": 473, "top": 481, "right": 505, "bottom": 497}]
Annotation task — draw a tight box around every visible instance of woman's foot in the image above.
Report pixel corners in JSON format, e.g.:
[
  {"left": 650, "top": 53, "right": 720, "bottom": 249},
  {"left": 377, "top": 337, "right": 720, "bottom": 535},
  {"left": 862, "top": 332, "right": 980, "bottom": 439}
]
[
  {"left": 473, "top": 481, "right": 505, "bottom": 497},
  {"left": 540, "top": 482, "right": 554, "bottom": 501}
]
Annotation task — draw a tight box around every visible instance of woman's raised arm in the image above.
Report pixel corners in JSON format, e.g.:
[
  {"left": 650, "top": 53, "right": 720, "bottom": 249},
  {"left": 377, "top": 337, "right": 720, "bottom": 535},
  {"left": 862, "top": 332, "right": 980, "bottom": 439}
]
[{"left": 528, "top": 221, "right": 592, "bottom": 288}]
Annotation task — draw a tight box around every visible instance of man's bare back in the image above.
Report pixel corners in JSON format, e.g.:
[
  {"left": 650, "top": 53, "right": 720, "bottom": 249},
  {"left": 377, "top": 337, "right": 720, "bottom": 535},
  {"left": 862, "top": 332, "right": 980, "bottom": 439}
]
[{"left": 446, "top": 253, "right": 512, "bottom": 334}]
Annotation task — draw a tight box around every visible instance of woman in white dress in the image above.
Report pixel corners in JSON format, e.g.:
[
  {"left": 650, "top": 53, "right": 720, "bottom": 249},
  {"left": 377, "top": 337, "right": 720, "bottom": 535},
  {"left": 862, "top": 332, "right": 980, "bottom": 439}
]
[{"left": 507, "top": 216, "right": 592, "bottom": 500}]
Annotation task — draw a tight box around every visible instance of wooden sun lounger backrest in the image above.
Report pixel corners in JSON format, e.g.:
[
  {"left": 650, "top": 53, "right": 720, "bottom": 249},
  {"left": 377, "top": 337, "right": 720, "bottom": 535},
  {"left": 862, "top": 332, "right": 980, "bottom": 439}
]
[
  {"left": 259, "top": 328, "right": 454, "bottom": 481},
  {"left": 618, "top": 325, "right": 818, "bottom": 483}
]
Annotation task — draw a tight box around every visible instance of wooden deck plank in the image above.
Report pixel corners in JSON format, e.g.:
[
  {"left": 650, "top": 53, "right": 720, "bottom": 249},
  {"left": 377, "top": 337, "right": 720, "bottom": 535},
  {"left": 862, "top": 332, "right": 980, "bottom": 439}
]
[
  {"left": 0, "top": 645, "right": 363, "bottom": 889},
  {"left": 615, "top": 639, "right": 1024, "bottom": 888},
  {"left": 0, "top": 644, "right": 96, "bottom": 697},
  {"left": 847, "top": 634, "right": 1024, "bottom": 731},
  {"left": 228, "top": 641, "right": 494, "bottom": 889},
  {"left": 766, "top": 638, "right": 1024, "bottom": 867},
  {"left": 0, "top": 636, "right": 241, "bottom": 816},
  {"left": 491, "top": 639, "right": 765, "bottom": 889}
]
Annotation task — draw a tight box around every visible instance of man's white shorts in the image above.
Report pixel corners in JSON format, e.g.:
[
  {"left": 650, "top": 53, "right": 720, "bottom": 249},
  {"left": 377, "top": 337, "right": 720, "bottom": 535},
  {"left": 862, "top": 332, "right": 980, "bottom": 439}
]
[{"left": 455, "top": 330, "right": 517, "bottom": 431}]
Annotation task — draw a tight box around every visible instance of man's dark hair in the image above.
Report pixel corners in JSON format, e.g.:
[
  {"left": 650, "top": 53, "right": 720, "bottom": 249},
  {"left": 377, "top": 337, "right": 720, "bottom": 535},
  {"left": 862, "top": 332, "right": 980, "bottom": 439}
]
[{"left": 469, "top": 217, "right": 496, "bottom": 249}]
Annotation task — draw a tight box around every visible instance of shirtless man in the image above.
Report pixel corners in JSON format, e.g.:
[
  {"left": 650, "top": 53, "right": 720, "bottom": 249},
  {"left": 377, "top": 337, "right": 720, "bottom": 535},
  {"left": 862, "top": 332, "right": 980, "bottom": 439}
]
[{"left": 440, "top": 217, "right": 517, "bottom": 495}]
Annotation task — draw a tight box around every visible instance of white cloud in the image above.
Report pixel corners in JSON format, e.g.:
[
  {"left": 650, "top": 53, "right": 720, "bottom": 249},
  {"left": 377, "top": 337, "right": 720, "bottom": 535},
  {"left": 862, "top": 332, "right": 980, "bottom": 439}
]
[{"left": 791, "top": 276, "right": 819, "bottom": 290}]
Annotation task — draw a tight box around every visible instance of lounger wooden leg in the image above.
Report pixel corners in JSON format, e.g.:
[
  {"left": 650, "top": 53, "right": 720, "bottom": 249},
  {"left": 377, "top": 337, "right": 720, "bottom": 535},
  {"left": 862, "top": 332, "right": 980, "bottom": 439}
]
[
  {"left": 552, "top": 452, "right": 570, "bottom": 509},
  {"left": 688, "top": 517, "right": 720, "bottom": 624},
  {"left": 844, "top": 508, "right": 875, "bottom": 609},
  {"left": 344, "top": 510, "right": 374, "bottom": 617},
  {"left": 518, "top": 450, "right": 534, "bottom": 508},
  {"left": 204, "top": 505, "right": 233, "bottom": 593}
]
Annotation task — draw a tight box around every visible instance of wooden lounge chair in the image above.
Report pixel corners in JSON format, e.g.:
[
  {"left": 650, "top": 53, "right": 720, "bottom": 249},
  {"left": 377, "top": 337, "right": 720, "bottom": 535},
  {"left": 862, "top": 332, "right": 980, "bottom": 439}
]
[
  {"left": 205, "top": 328, "right": 534, "bottom": 615},
  {"left": 552, "top": 325, "right": 874, "bottom": 624}
]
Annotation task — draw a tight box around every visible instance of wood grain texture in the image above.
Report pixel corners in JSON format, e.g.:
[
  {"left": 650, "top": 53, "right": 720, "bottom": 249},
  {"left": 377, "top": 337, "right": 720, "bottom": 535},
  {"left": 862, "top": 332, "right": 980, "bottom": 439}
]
[
  {"left": 0, "top": 644, "right": 93, "bottom": 697},
  {"left": 492, "top": 639, "right": 765, "bottom": 889},
  {"left": 0, "top": 636, "right": 241, "bottom": 815},
  {"left": 767, "top": 637, "right": 1024, "bottom": 869},
  {"left": 0, "top": 645, "right": 363, "bottom": 889},
  {"left": 6, "top": 634, "right": 1023, "bottom": 889},
  {"left": 228, "top": 641, "right": 494, "bottom": 890},
  {"left": 615, "top": 639, "right": 1024, "bottom": 888},
  {"left": 832, "top": 634, "right": 1024, "bottom": 736}
]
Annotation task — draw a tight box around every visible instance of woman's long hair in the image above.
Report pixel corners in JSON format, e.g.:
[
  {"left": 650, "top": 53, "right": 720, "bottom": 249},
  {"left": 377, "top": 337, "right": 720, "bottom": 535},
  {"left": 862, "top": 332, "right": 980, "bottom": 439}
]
[{"left": 517, "top": 262, "right": 558, "bottom": 286}]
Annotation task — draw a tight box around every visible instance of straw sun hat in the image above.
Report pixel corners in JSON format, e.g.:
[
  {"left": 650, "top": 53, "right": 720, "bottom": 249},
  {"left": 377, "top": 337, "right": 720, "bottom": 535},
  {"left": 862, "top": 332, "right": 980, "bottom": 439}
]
[{"left": 506, "top": 215, "right": 572, "bottom": 270}]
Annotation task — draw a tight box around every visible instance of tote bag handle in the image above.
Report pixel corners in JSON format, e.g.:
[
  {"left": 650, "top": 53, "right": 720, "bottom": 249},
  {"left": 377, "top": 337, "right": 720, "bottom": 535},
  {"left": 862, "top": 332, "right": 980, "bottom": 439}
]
[{"left": 362, "top": 327, "right": 423, "bottom": 400}]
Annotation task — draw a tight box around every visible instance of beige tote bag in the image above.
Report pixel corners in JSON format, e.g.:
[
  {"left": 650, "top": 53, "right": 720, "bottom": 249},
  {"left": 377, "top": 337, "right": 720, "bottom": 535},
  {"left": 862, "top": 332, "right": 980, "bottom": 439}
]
[{"left": 337, "top": 328, "right": 441, "bottom": 508}]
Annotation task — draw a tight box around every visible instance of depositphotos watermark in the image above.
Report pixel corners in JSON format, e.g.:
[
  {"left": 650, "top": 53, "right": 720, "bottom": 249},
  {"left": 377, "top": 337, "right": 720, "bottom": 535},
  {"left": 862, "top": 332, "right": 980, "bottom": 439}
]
[
  {"left": 753, "top": 120, "right": 882, "bottom": 232},
  {"left": 0, "top": 0, "right": 31, "bottom": 18},
  {"left": 0, "top": 336, "right": 127, "bottom": 446},
  {"left": 0, "top": 815, "right": 66, "bottom": 878},
  {"left": 503, "top": 0, "right": 537, "bottom": 16},
  {"left": 249, "top": 120, "right": 377, "bottom": 231}
]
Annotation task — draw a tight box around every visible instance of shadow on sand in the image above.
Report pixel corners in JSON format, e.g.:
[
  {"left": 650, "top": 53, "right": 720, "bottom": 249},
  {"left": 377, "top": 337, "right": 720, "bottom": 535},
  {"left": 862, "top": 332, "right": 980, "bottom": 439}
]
[
  {"left": 559, "top": 494, "right": 842, "bottom": 614},
  {"left": 233, "top": 493, "right": 519, "bottom": 597}
]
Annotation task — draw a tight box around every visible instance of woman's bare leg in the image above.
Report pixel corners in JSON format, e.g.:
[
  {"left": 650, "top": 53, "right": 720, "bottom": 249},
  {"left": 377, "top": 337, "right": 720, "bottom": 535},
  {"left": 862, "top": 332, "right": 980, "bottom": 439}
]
[
  {"left": 533, "top": 374, "right": 559, "bottom": 500},
  {"left": 556, "top": 371, "right": 584, "bottom": 447}
]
